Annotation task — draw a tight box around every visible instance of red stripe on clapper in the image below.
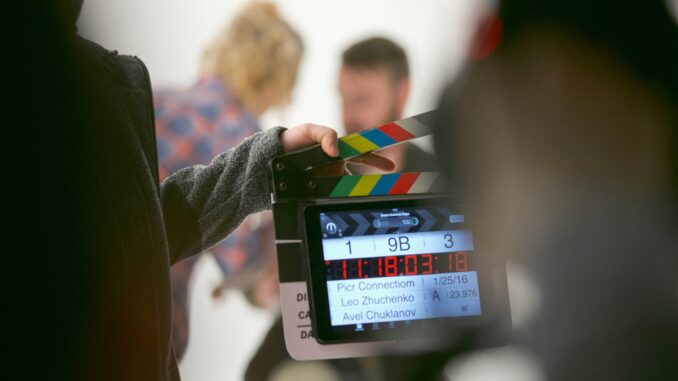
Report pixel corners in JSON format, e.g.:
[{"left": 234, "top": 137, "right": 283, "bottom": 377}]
[
  {"left": 379, "top": 122, "right": 415, "bottom": 142},
  {"left": 389, "top": 173, "right": 419, "bottom": 195}
]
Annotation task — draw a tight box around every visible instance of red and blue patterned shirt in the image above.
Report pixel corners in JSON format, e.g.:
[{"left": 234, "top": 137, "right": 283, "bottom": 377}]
[{"left": 154, "top": 76, "right": 276, "bottom": 359}]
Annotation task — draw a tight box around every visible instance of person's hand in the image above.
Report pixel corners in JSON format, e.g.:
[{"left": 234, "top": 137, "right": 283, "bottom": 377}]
[{"left": 281, "top": 123, "right": 395, "bottom": 174}]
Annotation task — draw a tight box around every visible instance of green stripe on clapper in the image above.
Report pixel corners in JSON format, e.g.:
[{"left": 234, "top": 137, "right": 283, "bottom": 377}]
[
  {"left": 329, "top": 175, "right": 362, "bottom": 197},
  {"left": 349, "top": 174, "right": 381, "bottom": 196},
  {"left": 338, "top": 140, "right": 361, "bottom": 158}
]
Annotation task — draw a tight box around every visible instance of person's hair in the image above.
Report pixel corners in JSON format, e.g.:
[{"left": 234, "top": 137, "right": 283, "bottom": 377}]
[
  {"left": 341, "top": 37, "right": 409, "bottom": 82},
  {"left": 201, "top": 2, "right": 303, "bottom": 111}
]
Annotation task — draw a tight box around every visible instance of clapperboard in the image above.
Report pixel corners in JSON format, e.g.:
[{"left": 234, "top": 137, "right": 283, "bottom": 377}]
[{"left": 268, "top": 110, "right": 511, "bottom": 360}]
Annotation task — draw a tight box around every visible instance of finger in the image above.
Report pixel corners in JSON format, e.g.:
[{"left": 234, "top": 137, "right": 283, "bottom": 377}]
[
  {"left": 310, "top": 125, "right": 338, "bottom": 157},
  {"left": 282, "top": 123, "right": 335, "bottom": 154},
  {"left": 348, "top": 153, "right": 395, "bottom": 172}
]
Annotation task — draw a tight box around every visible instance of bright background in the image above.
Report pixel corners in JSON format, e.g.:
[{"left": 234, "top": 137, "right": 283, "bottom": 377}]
[
  {"left": 78, "top": 0, "right": 487, "bottom": 134},
  {"left": 77, "top": 1, "right": 501, "bottom": 380}
]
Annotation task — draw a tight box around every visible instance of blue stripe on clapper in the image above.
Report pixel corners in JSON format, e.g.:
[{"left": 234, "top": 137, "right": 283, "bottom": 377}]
[
  {"left": 369, "top": 174, "right": 400, "bottom": 195},
  {"left": 361, "top": 129, "right": 397, "bottom": 148}
]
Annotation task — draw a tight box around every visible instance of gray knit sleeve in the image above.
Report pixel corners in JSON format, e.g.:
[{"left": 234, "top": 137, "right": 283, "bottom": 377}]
[{"left": 160, "top": 126, "right": 285, "bottom": 264}]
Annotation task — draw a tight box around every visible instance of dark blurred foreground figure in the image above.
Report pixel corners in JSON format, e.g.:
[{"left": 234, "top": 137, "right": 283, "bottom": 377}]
[
  {"left": 436, "top": 0, "right": 678, "bottom": 380},
  {"left": 10, "top": 2, "right": 394, "bottom": 381}
]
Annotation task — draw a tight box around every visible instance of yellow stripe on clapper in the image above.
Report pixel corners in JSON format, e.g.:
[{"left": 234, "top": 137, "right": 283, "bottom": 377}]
[
  {"left": 349, "top": 175, "right": 382, "bottom": 196},
  {"left": 340, "top": 133, "right": 379, "bottom": 153}
]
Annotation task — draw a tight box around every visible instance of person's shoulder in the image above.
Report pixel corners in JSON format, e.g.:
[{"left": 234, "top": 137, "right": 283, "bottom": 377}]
[{"left": 75, "top": 36, "right": 151, "bottom": 94}]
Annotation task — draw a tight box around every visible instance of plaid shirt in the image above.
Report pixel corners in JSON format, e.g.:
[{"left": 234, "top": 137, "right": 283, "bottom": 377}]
[{"left": 154, "top": 77, "right": 275, "bottom": 359}]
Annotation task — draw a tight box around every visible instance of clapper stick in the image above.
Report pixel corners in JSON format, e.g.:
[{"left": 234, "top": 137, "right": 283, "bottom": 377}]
[{"left": 270, "top": 110, "right": 444, "bottom": 200}]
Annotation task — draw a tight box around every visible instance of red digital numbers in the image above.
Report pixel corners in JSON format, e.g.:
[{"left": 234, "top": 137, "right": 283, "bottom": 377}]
[
  {"left": 449, "top": 252, "right": 468, "bottom": 272},
  {"left": 328, "top": 252, "right": 472, "bottom": 280},
  {"left": 421, "top": 253, "right": 433, "bottom": 274},
  {"left": 456, "top": 252, "right": 468, "bottom": 272},
  {"left": 404, "top": 255, "right": 417, "bottom": 275},
  {"left": 384, "top": 256, "right": 398, "bottom": 277},
  {"left": 342, "top": 259, "right": 347, "bottom": 279},
  {"left": 357, "top": 258, "right": 363, "bottom": 278}
]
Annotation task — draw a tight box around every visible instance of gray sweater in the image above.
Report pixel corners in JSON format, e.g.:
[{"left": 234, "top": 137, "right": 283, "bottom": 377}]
[{"left": 161, "top": 125, "right": 285, "bottom": 264}]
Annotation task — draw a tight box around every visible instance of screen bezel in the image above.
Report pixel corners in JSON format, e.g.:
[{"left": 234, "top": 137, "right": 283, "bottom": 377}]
[{"left": 304, "top": 196, "right": 498, "bottom": 344}]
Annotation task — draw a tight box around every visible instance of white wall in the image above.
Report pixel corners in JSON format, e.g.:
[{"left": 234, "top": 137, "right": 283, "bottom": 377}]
[
  {"left": 79, "top": 0, "right": 485, "bottom": 132},
  {"left": 78, "top": 1, "right": 486, "bottom": 380}
]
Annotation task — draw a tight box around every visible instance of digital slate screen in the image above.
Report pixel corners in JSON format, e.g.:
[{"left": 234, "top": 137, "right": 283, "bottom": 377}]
[{"left": 305, "top": 199, "right": 490, "bottom": 343}]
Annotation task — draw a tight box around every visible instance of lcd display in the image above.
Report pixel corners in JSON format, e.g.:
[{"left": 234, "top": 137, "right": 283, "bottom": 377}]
[{"left": 305, "top": 198, "right": 490, "bottom": 343}]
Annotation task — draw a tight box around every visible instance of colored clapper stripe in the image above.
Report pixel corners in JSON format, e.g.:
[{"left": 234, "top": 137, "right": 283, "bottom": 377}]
[
  {"left": 327, "top": 172, "right": 442, "bottom": 198},
  {"left": 369, "top": 174, "right": 400, "bottom": 196},
  {"left": 396, "top": 118, "right": 430, "bottom": 137},
  {"left": 379, "top": 122, "right": 415, "bottom": 142},
  {"left": 389, "top": 173, "right": 420, "bottom": 194},
  {"left": 329, "top": 176, "right": 361, "bottom": 197},
  {"left": 338, "top": 139, "right": 360, "bottom": 157},
  {"left": 340, "top": 133, "right": 379, "bottom": 154},
  {"left": 409, "top": 172, "right": 438, "bottom": 193},
  {"left": 348, "top": 175, "right": 382, "bottom": 196},
  {"left": 336, "top": 113, "right": 433, "bottom": 159},
  {"left": 360, "top": 128, "right": 397, "bottom": 147}
]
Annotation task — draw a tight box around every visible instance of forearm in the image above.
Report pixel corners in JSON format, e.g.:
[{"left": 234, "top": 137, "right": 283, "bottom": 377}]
[{"left": 160, "top": 127, "right": 285, "bottom": 264}]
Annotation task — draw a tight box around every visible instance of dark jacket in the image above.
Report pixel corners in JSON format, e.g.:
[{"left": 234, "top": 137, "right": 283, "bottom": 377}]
[{"left": 54, "top": 37, "right": 284, "bottom": 380}]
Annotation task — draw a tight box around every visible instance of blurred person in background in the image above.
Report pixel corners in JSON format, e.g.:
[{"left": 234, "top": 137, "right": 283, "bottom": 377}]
[
  {"left": 435, "top": 0, "right": 678, "bottom": 380},
  {"left": 246, "top": 37, "right": 443, "bottom": 381},
  {"left": 339, "top": 37, "right": 437, "bottom": 174},
  {"left": 153, "top": 1, "right": 303, "bottom": 360}
]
